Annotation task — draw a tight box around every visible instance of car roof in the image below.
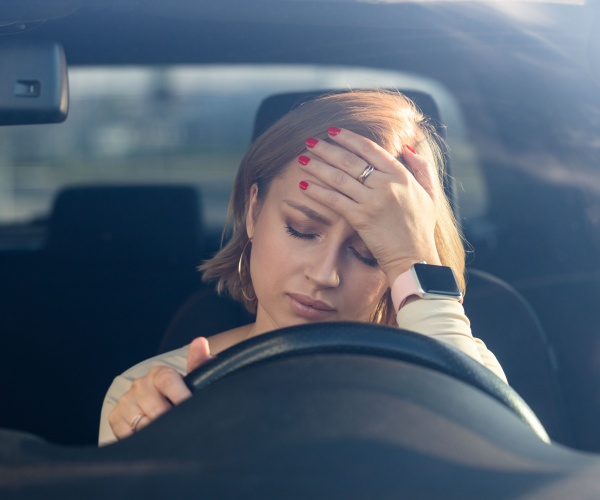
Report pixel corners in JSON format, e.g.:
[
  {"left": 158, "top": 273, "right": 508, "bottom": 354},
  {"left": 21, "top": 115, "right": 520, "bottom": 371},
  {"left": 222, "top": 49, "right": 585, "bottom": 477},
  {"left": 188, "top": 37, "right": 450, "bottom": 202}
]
[{"left": 2, "top": 0, "right": 598, "bottom": 71}]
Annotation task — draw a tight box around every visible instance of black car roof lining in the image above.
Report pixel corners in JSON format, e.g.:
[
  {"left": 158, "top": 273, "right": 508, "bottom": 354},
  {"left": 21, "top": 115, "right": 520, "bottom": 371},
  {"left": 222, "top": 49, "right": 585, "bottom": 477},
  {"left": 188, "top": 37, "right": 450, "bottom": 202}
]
[
  {"left": 2, "top": 0, "right": 593, "bottom": 30},
  {"left": 0, "top": 0, "right": 83, "bottom": 26}
]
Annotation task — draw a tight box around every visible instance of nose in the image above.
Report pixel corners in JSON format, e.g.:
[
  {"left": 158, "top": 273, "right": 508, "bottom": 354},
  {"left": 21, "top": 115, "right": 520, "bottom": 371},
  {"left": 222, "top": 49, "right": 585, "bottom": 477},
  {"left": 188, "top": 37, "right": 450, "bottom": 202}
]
[{"left": 305, "top": 247, "right": 341, "bottom": 288}]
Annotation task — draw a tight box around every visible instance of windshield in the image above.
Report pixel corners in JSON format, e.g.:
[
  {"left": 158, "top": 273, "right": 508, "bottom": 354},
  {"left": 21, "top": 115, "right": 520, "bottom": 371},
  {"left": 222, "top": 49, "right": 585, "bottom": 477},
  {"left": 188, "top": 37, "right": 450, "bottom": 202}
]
[{"left": 0, "top": 64, "right": 485, "bottom": 246}]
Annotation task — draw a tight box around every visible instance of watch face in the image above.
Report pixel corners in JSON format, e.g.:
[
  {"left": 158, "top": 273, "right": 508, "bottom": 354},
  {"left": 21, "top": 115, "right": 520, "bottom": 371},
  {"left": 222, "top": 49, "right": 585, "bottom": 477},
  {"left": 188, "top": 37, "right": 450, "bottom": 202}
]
[{"left": 413, "top": 263, "right": 461, "bottom": 296}]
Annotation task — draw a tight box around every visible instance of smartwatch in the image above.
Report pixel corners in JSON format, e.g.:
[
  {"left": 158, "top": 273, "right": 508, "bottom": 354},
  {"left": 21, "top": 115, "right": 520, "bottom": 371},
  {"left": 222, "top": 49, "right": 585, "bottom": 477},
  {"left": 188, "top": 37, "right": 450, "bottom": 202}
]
[{"left": 391, "top": 262, "right": 463, "bottom": 311}]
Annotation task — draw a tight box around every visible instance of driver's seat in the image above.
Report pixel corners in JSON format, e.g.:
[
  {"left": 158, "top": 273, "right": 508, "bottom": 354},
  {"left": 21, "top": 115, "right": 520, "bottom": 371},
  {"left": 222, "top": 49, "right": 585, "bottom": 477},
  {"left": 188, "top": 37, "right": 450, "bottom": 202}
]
[{"left": 462, "top": 269, "right": 570, "bottom": 444}]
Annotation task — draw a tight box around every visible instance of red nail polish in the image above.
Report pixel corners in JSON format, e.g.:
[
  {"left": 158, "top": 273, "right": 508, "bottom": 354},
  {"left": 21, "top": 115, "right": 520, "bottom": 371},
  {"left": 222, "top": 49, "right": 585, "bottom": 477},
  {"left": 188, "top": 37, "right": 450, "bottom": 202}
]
[
  {"left": 328, "top": 127, "right": 341, "bottom": 136},
  {"left": 299, "top": 181, "right": 309, "bottom": 190},
  {"left": 405, "top": 145, "right": 416, "bottom": 154},
  {"left": 298, "top": 155, "right": 311, "bottom": 165},
  {"left": 306, "top": 138, "right": 318, "bottom": 148}
]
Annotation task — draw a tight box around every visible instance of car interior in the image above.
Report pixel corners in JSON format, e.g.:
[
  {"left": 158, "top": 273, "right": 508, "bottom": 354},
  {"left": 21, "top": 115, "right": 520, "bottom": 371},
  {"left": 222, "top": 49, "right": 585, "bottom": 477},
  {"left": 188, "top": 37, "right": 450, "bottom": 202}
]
[
  {"left": 0, "top": 80, "right": 571, "bottom": 447},
  {"left": 2, "top": 0, "right": 600, "bottom": 496}
]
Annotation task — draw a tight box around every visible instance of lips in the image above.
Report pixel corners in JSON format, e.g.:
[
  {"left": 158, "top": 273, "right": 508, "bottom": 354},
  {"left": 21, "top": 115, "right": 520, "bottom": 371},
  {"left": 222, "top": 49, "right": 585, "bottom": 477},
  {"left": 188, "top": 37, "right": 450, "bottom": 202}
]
[
  {"left": 287, "top": 293, "right": 335, "bottom": 311},
  {"left": 287, "top": 293, "right": 336, "bottom": 320}
]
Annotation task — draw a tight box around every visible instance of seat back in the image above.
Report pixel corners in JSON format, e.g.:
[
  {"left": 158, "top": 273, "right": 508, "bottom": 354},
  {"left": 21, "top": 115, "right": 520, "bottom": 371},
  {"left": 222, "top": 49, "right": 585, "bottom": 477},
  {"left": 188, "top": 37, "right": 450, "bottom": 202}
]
[
  {"left": 0, "top": 184, "right": 207, "bottom": 445},
  {"left": 158, "top": 288, "right": 255, "bottom": 353},
  {"left": 464, "top": 269, "right": 571, "bottom": 443},
  {"left": 46, "top": 184, "right": 204, "bottom": 267}
]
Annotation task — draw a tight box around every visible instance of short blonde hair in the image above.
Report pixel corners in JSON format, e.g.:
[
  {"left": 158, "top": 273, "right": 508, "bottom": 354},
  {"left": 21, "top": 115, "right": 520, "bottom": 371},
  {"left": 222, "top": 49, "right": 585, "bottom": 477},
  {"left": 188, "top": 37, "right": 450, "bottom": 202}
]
[{"left": 200, "top": 90, "right": 465, "bottom": 325}]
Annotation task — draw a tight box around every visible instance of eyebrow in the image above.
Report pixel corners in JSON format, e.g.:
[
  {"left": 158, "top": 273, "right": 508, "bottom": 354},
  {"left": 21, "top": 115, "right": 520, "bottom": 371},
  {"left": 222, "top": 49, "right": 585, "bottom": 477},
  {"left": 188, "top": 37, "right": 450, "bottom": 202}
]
[{"left": 284, "top": 200, "right": 332, "bottom": 226}]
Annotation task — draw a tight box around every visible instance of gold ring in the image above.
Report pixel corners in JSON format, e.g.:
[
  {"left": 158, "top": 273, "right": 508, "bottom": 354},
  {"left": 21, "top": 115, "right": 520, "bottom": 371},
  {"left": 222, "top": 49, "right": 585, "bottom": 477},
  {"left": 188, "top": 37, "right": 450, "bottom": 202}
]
[
  {"left": 357, "top": 164, "right": 375, "bottom": 185},
  {"left": 130, "top": 413, "right": 145, "bottom": 433}
]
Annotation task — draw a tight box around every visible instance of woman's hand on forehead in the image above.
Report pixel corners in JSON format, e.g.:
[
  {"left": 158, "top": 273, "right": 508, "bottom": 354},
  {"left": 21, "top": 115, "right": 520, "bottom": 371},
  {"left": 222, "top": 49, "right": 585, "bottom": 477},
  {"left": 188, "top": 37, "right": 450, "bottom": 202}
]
[{"left": 297, "top": 128, "right": 441, "bottom": 285}]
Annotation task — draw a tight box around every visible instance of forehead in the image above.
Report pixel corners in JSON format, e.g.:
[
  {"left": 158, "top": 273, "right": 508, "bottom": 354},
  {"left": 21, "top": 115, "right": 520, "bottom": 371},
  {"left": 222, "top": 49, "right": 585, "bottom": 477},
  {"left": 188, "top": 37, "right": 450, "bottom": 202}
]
[{"left": 264, "top": 158, "right": 344, "bottom": 224}]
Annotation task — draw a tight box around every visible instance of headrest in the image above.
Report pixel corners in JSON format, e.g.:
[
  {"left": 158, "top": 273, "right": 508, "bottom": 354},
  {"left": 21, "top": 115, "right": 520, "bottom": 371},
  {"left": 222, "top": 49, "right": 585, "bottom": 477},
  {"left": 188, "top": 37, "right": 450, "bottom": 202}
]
[
  {"left": 252, "top": 89, "right": 443, "bottom": 141},
  {"left": 46, "top": 185, "right": 204, "bottom": 267}
]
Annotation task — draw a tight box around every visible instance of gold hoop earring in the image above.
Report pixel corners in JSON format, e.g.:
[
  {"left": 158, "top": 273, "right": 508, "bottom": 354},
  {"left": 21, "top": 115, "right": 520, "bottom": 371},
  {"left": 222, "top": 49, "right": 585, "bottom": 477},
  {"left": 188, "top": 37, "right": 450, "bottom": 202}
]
[{"left": 238, "top": 239, "right": 256, "bottom": 302}]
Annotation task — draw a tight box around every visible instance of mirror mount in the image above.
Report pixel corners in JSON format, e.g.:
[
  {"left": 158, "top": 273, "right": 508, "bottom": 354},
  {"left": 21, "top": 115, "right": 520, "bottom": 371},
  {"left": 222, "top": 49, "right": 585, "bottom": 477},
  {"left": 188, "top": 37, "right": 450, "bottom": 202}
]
[{"left": 0, "top": 40, "right": 69, "bottom": 125}]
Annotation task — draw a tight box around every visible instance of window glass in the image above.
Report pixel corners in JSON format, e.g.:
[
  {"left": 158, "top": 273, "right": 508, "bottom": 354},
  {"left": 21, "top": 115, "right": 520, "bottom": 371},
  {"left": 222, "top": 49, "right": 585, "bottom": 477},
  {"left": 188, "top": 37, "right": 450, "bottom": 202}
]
[{"left": 0, "top": 65, "right": 486, "bottom": 239}]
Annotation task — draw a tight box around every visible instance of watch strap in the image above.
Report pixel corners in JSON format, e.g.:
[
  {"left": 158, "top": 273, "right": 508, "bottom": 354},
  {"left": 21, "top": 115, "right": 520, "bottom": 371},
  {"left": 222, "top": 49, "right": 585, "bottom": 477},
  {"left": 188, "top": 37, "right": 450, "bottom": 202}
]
[{"left": 391, "top": 266, "right": 422, "bottom": 312}]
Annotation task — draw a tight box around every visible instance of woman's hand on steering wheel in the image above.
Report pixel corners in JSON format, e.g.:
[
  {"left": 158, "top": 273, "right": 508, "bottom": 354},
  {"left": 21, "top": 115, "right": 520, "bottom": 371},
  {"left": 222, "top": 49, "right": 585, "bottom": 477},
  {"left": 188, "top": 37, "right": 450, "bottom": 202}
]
[{"left": 108, "top": 337, "right": 212, "bottom": 440}]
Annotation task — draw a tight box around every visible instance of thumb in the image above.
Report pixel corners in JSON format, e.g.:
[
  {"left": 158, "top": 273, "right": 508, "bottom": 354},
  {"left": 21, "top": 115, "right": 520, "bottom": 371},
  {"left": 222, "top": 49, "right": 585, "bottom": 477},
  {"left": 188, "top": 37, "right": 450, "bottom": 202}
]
[{"left": 186, "top": 336, "right": 212, "bottom": 373}]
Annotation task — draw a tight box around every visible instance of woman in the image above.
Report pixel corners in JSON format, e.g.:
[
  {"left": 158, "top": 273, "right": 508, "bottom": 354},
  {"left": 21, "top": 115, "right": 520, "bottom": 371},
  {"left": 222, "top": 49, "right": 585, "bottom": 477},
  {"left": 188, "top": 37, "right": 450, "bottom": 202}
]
[{"left": 99, "top": 90, "right": 506, "bottom": 446}]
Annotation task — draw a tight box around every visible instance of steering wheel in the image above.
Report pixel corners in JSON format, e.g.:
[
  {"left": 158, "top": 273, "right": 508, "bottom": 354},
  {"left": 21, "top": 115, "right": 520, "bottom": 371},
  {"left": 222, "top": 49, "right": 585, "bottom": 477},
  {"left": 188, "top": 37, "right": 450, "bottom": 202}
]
[{"left": 184, "top": 321, "right": 549, "bottom": 442}]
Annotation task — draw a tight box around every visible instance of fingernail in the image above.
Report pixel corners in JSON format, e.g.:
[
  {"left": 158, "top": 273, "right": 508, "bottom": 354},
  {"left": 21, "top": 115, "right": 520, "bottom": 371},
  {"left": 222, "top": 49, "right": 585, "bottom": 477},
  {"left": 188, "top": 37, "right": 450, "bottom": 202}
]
[
  {"left": 299, "top": 181, "right": 309, "bottom": 190},
  {"left": 405, "top": 145, "right": 416, "bottom": 154},
  {"left": 328, "top": 127, "right": 341, "bottom": 136},
  {"left": 298, "top": 155, "right": 311, "bottom": 165},
  {"left": 306, "top": 138, "right": 318, "bottom": 148}
]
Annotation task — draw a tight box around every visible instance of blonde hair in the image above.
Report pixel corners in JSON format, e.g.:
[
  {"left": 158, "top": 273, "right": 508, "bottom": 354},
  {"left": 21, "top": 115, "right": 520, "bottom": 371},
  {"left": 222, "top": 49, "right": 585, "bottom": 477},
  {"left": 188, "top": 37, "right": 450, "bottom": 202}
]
[{"left": 200, "top": 90, "right": 465, "bottom": 325}]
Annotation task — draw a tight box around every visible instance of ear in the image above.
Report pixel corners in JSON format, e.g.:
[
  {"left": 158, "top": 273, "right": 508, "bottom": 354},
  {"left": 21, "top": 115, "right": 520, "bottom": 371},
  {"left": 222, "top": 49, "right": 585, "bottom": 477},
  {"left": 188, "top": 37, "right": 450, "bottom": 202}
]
[{"left": 245, "top": 183, "right": 259, "bottom": 240}]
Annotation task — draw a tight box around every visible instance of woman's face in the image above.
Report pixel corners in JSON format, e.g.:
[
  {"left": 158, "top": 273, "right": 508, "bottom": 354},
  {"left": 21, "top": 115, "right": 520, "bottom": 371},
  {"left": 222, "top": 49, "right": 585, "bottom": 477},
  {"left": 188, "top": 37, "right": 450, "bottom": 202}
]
[{"left": 246, "top": 160, "right": 389, "bottom": 335}]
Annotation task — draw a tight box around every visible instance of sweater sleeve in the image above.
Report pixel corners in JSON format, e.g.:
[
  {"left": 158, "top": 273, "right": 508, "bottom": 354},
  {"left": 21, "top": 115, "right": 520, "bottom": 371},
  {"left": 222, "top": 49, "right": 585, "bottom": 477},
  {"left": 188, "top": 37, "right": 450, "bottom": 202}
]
[
  {"left": 395, "top": 299, "right": 507, "bottom": 383},
  {"left": 98, "top": 346, "right": 189, "bottom": 446}
]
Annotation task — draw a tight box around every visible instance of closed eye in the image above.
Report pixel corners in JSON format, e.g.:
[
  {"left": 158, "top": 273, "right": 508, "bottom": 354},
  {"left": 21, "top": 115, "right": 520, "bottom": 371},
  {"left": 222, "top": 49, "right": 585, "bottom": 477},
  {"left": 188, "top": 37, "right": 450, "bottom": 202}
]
[
  {"left": 350, "top": 247, "right": 379, "bottom": 268},
  {"left": 286, "top": 224, "right": 378, "bottom": 267},
  {"left": 285, "top": 224, "right": 317, "bottom": 240}
]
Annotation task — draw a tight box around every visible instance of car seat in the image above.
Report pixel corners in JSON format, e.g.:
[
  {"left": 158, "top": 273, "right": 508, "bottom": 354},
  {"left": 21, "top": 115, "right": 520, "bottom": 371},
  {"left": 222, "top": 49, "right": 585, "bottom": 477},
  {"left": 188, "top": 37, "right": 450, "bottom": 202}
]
[
  {"left": 0, "top": 184, "right": 207, "bottom": 445},
  {"left": 46, "top": 184, "right": 205, "bottom": 267},
  {"left": 463, "top": 269, "right": 570, "bottom": 443}
]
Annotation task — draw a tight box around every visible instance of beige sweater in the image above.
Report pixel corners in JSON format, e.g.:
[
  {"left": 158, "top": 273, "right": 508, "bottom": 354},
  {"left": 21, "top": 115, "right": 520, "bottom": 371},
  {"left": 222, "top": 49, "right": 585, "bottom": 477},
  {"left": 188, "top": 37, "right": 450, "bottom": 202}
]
[{"left": 98, "top": 299, "right": 507, "bottom": 446}]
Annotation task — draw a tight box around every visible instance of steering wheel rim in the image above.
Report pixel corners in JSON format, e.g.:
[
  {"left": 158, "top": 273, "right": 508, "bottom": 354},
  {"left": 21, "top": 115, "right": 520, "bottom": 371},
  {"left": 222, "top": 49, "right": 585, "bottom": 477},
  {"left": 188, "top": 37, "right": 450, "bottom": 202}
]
[{"left": 184, "top": 321, "right": 549, "bottom": 442}]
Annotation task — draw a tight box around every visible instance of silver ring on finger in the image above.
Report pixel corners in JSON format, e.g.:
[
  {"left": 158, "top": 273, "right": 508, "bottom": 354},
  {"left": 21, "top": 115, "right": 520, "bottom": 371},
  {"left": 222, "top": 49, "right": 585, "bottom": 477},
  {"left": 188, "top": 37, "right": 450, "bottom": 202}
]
[
  {"left": 130, "top": 412, "right": 145, "bottom": 433},
  {"left": 357, "top": 164, "right": 375, "bottom": 185}
]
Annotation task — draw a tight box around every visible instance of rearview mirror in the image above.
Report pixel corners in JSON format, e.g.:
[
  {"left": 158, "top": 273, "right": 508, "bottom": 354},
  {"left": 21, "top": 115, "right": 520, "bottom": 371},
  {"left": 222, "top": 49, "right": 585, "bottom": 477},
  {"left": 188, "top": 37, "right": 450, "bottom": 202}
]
[{"left": 0, "top": 40, "right": 69, "bottom": 125}]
